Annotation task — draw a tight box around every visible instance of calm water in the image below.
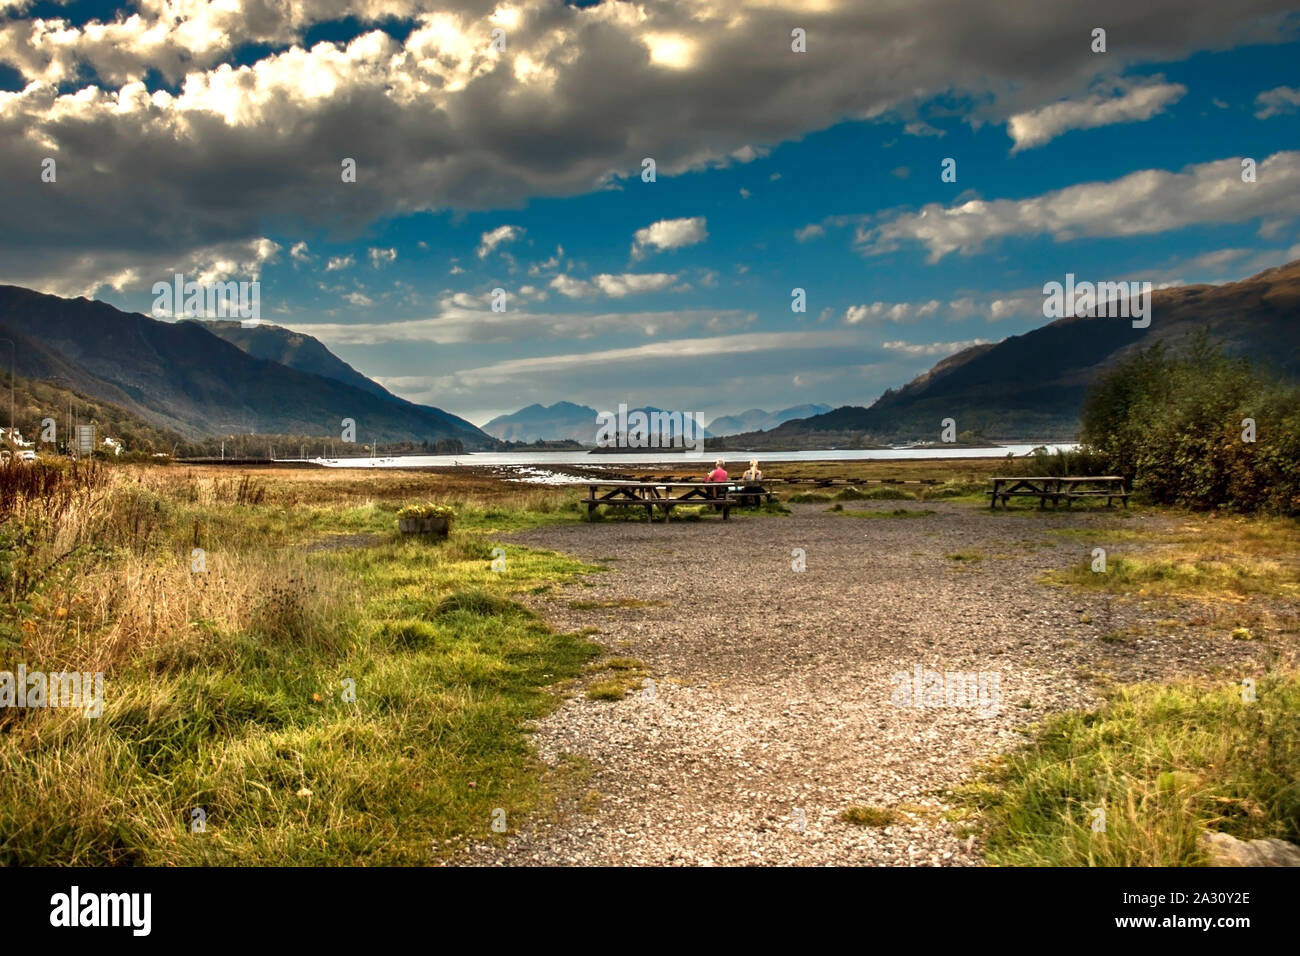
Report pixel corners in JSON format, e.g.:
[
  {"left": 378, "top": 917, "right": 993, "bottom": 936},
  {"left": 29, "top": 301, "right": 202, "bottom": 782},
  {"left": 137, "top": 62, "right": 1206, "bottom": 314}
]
[{"left": 303, "top": 442, "right": 1079, "bottom": 471}]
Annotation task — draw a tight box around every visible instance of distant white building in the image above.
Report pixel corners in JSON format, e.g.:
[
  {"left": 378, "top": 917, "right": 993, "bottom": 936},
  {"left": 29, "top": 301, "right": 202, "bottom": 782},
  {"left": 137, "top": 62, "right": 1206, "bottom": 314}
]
[
  {"left": 103, "top": 437, "right": 123, "bottom": 456},
  {"left": 1, "top": 427, "right": 33, "bottom": 448}
]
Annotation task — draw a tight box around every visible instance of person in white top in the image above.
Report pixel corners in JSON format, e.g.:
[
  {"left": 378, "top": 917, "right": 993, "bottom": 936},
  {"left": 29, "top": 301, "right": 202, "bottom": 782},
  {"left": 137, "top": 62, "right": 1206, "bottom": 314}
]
[{"left": 742, "top": 460, "right": 763, "bottom": 481}]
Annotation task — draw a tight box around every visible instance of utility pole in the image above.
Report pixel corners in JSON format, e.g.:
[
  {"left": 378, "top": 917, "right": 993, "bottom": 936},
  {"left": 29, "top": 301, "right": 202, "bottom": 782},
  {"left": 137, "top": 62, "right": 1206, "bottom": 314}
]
[{"left": 0, "top": 338, "right": 14, "bottom": 445}]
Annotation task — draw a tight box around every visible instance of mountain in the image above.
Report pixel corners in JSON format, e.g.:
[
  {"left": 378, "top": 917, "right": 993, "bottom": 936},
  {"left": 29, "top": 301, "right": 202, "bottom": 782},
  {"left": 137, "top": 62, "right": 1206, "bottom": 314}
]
[
  {"left": 483, "top": 402, "right": 718, "bottom": 444},
  {"left": 719, "top": 260, "right": 1300, "bottom": 447},
  {"left": 0, "top": 285, "right": 495, "bottom": 447},
  {"left": 196, "top": 319, "right": 488, "bottom": 440},
  {"left": 706, "top": 404, "right": 832, "bottom": 436},
  {"left": 197, "top": 320, "right": 393, "bottom": 401},
  {"left": 482, "top": 402, "right": 600, "bottom": 443}
]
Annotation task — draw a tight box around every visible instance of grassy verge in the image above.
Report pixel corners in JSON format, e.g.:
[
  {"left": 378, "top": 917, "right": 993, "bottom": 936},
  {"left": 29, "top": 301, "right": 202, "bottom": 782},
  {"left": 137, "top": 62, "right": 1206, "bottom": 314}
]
[
  {"left": 1042, "top": 515, "right": 1300, "bottom": 601},
  {"left": 953, "top": 675, "right": 1299, "bottom": 866},
  {"left": 0, "top": 464, "right": 600, "bottom": 865}
]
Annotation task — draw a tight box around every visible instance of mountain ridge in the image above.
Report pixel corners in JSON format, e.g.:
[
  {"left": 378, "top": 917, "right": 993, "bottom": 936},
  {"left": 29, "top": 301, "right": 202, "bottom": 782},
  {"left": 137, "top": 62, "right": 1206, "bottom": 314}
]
[
  {"left": 0, "top": 286, "right": 495, "bottom": 447},
  {"left": 715, "top": 260, "right": 1300, "bottom": 447}
]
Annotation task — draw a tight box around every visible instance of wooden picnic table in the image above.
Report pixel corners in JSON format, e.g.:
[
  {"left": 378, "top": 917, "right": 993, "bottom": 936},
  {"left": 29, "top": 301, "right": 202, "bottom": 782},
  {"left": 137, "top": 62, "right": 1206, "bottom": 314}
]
[
  {"left": 583, "top": 480, "right": 761, "bottom": 520},
  {"left": 988, "top": 475, "right": 1128, "bottom": 510}
]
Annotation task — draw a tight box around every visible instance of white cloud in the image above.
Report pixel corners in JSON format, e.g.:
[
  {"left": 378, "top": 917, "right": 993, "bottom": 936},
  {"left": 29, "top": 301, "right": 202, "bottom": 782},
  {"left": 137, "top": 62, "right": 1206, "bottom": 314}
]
[
  {"left": 1254, "top": 85, "right": 1300, "bottom": 119},
  {"left": 550, "top": 272, "right": 678, "bottom": 299},
  {"left": 427, "top": 330, "right": 859, "bottom": 386},
  {"left": 477, "top": 225, "right": 524, "bottom": 259},
  {"left": 631, "top": 217, "right": 707, "bottom": 259},
  {"left": 844, "top": 300, "right": 941, "bottom": 324},
  {"left": 368, "top": 247, "right": 396, "bottom": 267},
  {"left": 326, "top": 255, "right": 354, "bottom": 271},
  {"left": 345, "top": 291, "right": 374, "bottom": 307},
  {"left": 1007, "top": 81, "right": 1186, "bottom": 152},
  {"left": 858, "top": 150, "right": 1300, "bottom": 262},
  {"left": 794, "top": 224, "right": 825, "bottom": 242},
  {"left": 903, "top": 121, "right": 944, "bottom": 138},
  {"left": 528, "top": 245, "right": 564, "bottom": 275},
  {"left": 2, "top": 236, "right": 281, "bottom": 299},
  {"left": 289, "top": 306, "right": 757, "bottom": 346},
  {"left": 881, "top": 338, "right": 990, "bottom": 357},
  {"left": 290, "top": 241, "right": 311, "bottom": 263}
]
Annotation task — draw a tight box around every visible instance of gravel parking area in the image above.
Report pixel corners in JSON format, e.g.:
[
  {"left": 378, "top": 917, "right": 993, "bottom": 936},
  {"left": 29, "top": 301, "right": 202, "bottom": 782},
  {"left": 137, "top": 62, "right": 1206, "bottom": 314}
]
[{"left": 461, "top": 500, "right": 1275, "bottom": 866}]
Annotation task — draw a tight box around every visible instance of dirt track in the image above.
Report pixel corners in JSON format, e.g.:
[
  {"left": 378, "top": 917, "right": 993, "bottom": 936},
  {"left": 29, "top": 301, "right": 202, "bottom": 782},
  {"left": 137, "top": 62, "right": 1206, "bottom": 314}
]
[{"left": 462, "top": 501, "right": 1273, "bottom": 866}]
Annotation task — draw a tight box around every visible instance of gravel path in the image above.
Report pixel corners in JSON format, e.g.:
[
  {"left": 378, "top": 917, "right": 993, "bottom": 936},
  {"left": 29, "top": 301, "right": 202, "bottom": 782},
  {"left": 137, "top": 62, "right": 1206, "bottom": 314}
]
[{"left": 461, "top": 501, "right": 1277, "bottom": 866}]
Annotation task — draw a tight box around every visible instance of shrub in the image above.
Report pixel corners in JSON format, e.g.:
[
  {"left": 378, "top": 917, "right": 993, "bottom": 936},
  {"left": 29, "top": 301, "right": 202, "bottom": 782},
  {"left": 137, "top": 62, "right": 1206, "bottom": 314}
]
[
  {"left": 1081, "top": 334, "right": 1300, "bottom": 514},
  {"left": 396, "top": 503, "right": 457, "bottom": 520},
  {"left": 1013, "top": 446, "right": 1112, "bottom": 478}
]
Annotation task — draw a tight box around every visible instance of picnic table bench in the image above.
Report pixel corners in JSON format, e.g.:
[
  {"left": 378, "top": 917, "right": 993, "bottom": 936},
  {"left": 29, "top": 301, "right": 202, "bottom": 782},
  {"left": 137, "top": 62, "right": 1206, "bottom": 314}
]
[
  {"left": 582, "top": 481, "right": 775, "bottom": 520},
  {"left": 988, "top": 475, "right": 1129, "bottom": 510}
]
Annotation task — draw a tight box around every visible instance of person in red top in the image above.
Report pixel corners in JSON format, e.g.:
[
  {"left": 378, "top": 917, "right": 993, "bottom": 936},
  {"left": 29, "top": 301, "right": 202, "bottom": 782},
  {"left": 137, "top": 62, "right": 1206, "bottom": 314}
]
[{"left": 706, "top": 460, "right": 728, "bottom": 482}]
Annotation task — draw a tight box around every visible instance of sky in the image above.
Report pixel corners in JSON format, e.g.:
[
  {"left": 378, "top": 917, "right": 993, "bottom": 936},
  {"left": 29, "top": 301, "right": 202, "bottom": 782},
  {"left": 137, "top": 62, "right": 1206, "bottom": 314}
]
[{"left": 2, "top": 0, "right": 1298, "bottom": 426}]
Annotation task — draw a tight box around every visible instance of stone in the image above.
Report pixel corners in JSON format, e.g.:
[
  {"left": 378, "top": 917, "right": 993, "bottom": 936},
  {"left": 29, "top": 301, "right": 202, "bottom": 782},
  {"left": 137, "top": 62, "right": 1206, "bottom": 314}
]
[{"left": 1201, "top": 832, "right": 1300, "bottom": 867}]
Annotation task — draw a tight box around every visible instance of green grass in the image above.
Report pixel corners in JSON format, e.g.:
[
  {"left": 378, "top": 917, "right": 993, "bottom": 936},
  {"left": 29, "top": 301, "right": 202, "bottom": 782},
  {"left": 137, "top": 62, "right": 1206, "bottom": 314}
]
[
  {"left": 840, "top": 806, "right": 897, "bottom": 827},
  {"left": 0, "top": 469, "right": 607, "bottom": 865},
  {"left": 584, "top": 657, "right": 648, "bottom": 701},
  {"left": 953, "top": 674, "right": 1300, "bottom": 866},
  {"left": 1045, "top": 553, "right": 1298, "bottom": 600}
]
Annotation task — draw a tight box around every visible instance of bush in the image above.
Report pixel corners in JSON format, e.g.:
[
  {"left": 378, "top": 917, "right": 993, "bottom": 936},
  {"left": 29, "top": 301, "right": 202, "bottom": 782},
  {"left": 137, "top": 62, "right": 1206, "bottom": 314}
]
[
  {"left": 1081, "top": 335, "right": 1300, "bottom": 514},
  {"left": 396, "top": 503, "right": 457, "bottom": 520},
  {"left": 1013, "top": 446, "right": 1112, "bottom": 478}
]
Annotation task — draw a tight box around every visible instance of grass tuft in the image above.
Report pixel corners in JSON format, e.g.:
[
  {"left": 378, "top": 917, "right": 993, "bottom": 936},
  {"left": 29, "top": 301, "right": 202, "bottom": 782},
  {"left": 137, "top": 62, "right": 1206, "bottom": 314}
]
[{"left": 953, "top": 674, "right": 1300, "bottom": 866}]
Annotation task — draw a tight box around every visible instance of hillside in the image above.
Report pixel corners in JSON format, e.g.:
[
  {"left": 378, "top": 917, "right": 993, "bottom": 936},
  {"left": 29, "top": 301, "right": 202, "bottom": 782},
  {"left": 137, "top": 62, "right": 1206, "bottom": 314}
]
[
  {"left": 196, "top": 320, "right": 393, "bottom": 400},
  {"left": 718, "top": 260, "right": 1300, "bottom": 447},
  {"left": 1, "top": 372, "right": 187, "bottom": 454},
  {"left": 0, "top": 286, "right": 495, "bottom": 448}
]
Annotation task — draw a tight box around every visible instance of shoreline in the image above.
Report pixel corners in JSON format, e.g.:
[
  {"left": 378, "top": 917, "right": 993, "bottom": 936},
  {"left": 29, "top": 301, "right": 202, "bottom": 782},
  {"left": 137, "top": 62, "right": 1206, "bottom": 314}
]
[{"left": 227, "top": 440, "right": 1080, "bottom": 470}]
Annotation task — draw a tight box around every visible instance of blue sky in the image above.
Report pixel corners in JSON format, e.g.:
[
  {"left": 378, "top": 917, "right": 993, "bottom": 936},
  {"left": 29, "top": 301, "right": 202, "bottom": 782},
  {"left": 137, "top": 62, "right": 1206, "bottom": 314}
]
[{"left": 1, "top": 1, "right": 1297, "bottom": 425}]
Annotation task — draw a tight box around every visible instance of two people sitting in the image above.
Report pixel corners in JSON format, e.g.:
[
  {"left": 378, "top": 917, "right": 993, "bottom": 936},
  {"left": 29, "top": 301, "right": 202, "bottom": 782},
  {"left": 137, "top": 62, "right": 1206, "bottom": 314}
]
[{"left": 705, "top": 459, "right": 764, "bottom": 482}]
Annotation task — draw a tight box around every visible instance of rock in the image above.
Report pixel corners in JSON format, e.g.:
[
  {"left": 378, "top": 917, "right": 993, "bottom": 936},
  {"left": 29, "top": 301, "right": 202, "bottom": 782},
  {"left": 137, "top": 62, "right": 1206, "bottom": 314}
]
[{"left": 1201, "top": 832, "right": 1300, "bottom": 867}]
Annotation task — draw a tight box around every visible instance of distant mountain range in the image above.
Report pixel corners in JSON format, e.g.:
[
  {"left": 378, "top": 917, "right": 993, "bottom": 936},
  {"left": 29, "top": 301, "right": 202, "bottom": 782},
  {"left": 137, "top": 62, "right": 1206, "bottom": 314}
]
[
  {"left": 0, "top": 286, "right": 493, "bottom": 447},
  {"left": 716, "top": 260, "right": 1300, "bottom": 448},
  {"left": 482, "top": 402, "right": 602, "bottom": 443},
  {"left": 706, "top": 404, "right": 832, "bottom": 436},
  {"left": 482, "top": 401, "right": 832, "bottom": 443},
  {"left": 483, "top": 402, "right": 720, "bottom": 444}
]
